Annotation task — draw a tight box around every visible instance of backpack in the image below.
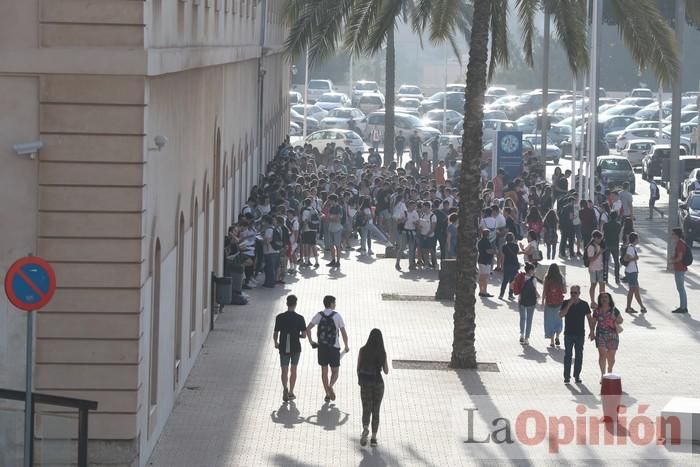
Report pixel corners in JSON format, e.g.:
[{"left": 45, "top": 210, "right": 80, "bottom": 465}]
[
  {"left": 353, "top": 210, "right": 368, "bottom": 229},
  {"left": 544, "top": 282, "right": 564, "bottom": 306},
  {"left": 620, "top": 245, "right": 631, "bottom": 267},
  {"left": 316, "top": 311, "right": 337, "bottom": 347},
  {"left": 582, "top": 241, "right": 595, "bottom": 268},
  {"left": 682, "top": 240, "right": 693, "bottom": 266},
  {"left": 511, "top": 272, "right": 527, "bottom": 295},
  {"left": 306, "top": 208, "right": 321, "bottom": 231},
  {"left": 271, "top": 227, "right": 284, "bottom": 251}
]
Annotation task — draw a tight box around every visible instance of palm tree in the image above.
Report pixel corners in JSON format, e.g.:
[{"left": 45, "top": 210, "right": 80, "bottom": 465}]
[
  {"left": 284, "top": 0, "right": 472, "bottom": 166},
  {"left": 451, "top": 0, "right": 680, "bottom": 369}
]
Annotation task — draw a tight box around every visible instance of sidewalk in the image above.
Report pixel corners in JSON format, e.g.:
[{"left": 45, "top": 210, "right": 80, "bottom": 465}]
[{"left": 148, "top": 199, "right": 700, "bottom": 466}]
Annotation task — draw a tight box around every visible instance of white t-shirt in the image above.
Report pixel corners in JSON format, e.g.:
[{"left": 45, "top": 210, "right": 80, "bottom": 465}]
[
  {"left": 404, "top": 210, "right": 420, "bottom": 231},
  {"left": 494, "top": 214, "right": 506, "bottom": 230},
  {"left": 310, "top": 309, "right": 345, "bottom": 349},
  {"left": 392, "top": 201, "right": 407, "bottom": 220},
  {"left": 624, "top": 245, "right": 638, "bottom": 273},
  {"left": 418, "top": 212, "right": 436, "bottom": 237},
  {"left": 587, "top": 243, "right": 603, "bottom": 271},
  {"left": 301, "top": 207, "right": 317, "bottom": 232}
]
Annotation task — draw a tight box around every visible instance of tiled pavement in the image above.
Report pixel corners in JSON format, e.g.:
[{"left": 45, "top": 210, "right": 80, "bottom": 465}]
[{"left": 148, "top": 193, "right": 700, "bottom": 466}]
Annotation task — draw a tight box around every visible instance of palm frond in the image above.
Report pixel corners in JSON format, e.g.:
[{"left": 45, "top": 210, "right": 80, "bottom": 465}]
[
  {"left": 607, "top": 0, "right": 679, "bottom": 86},
  {"left": 284, "top": 0, "right": 355, "bottom": 63},
  {"left": 488, "top": 0, "right": 509, "bottom": 81},
  {"left": 343, "top": 0, "right": 384, "bottom": 56},
  {"left": 364, "top": 0, "right": 405, "bottom": 54},
  {"left": 546, "top": 0, "right": 588, "bottom": 74},
  {"left": 516, "top": 0, "right": 540, "bottom": 66}
]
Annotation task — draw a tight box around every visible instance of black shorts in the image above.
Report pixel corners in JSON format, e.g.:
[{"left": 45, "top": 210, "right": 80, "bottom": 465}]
[
  {"left": 317, "top": 344, "right": 341, "bottom": 368},
  {"left": 301, "top": 231, "right": 317, "bottom": 245}
]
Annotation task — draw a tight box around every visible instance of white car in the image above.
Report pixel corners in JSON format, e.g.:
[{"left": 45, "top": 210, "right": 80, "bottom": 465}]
[
  {"left": 358, "top": 93, "right": 385, "bottom": 114},
  {"left": 446, "top": 83, "right": 466, "bottom": 93},
  {"left": 486, "top": 86, "right": 508, "bottom": 97},
  {"left": 291, "top": 104, "right": 328, "bottom": 121},
  {"left": 395, "top": 97, "right": 422, "bottom": 116},
  {"left": 620, "top": 139, "right": 655, "bottom": 167},
  {"left": 303, "top": 129, "right": 365, "bottom": 154},
  {"left": 616, "top": 128, "right": 691, "bottom": 152},
  {"left": 316, "top": 92, "right": 351, "bottom": 111},
  {"left": 523, "top": 134, "right": 561, "bottom": 164},
  {"left": 365, "top": 111, "right": 440, "bottom": 143},
  {"left": 289, "top": 121, "right": 302, "bottom": 136},
  {"left": 397, "top": 84, "right": 424, "bottom": 101},
  {"left": 351, "top": 80, "right": 381, "bottom": 106},
  {"left": 482, "top": 119, "right": 517, "bottom": 143},
  {"left": 319, "top": 107, "right": 367, "bottom": 133},
  {"left": 306, "top": 79, "right": 333, "bottom": 103},
  {"left": 289, "top": 91, "right": 303, "bottom": 105}
]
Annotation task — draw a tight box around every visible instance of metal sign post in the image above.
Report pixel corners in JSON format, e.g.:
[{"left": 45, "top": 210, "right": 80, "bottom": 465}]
[{"left": 4, "top": 256, "right": 57, "bottom": 467}]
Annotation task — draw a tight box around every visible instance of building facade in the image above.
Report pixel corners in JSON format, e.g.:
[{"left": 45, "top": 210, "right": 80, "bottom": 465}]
[{"left": 0, "top": 1, "right": 288, "bottom": 465}]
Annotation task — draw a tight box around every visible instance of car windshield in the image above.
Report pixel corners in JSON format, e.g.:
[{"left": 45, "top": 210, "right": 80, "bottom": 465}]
[
  {"left": 328, "top": 109, "right": 353, "bottom": 118},
  {"left": 355, "top": 82, "right": 377, "bottom": 91},
  {"left": 398, "top": 99, "right": 420, "bottom": 108},
  {"left": 309, "top": 81, "right": 330, "bottom": 90},
  {"left": 320, "top": 95, "right": 342, "bottom": 103},
  {"left": 428, "top": 92, "right": 445, "bottom": 101},
  {"left": 361, "top": 96, "right": 382, "bottom": 104},
  {"left": 343, "top": 131, "right": 361, "bottom": 140},
  {"left": 400, "top": 86, "right": 420, "bottom": 94},
  {"left": 401, "top": 114, "right": 423, "bottom": 126},
  {"left": 688, "top": 196, "right": 700, "bottom": 210},
  {"left": 425, "top": 110, "right": 446, "bottom": 119},
  {"left": 599, "top": 159, "right": 632, "bottom": 171}
]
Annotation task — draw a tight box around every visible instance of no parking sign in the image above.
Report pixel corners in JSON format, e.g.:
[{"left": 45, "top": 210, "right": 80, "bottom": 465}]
[{"left": 4, "top": 255, "right": 56, "bottom": 467}]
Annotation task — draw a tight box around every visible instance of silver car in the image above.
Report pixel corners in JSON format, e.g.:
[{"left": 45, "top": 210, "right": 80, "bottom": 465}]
[{"left": 620, "top": 139, "right": 655, "bottom": 167}]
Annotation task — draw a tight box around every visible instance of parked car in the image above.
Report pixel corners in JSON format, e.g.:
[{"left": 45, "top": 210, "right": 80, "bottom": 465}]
[
  {"left": 481, "top": 139, "right": 537, "bottom": 165},
  {"left": 445, "top": 83, "right": 466, "bottom": 93},
  {"left": 306, "top": 79, "right": 334, "bottom": 103},
  {"left": 616, "top": 128, "right": 691, "bottom": 152},
  {"left": 661, "top": 111, "right": 698, "bottom": 124},
  {"left": 419, "top": 92, "right": 465, "bottom": 114},
  {"left": 289, "top": 91, "right": 303, "bottom": 105},
  {"left": 351, "top": 80, "right": 381, "bottom": 106},
  {"left": 395, "top": 97, "right": 422, "bottom": 116},
  {"left": 662, "top": 122, "right": 697, "bottom": 138},
  {"left": 620, "top": 139, "right": 655, "bottom": 167},
  {"left": 641, "top": 144, "right": 688, "bottom": 181},
  {"left": 289, "top": 121, "right": 302, "bottom": 136},
  {"left": 523, "top": 134, "right": 561, "bottom": 164},
  {"left": 357, "top": 93, "right": 385, "bottom": 114},
  {"left": 303, "top": 129, "right": 365, "bottom": 154},
  {"left": 422, "top": 109, "right": 463, "bottom": 131},
  {"left": 290, "top": 109, "right": 319, "bottom": 132},
  {"left": 680, "top": 191, "right": 700, "bottom": 247},
  {"left": 597, "top": 156, "right": 636, "bottom": 193},
  {"left": 507, "top": 90, "right": 567, "bottom": 119},
  {"left": 291, "top": 104, "right": 328, "bottom": 121},
  {"left": 397, "top": 84, "right": 424, "bottom": 101},
  {"left": 319, "top": 107, "right": 367, "bottom": 134},
  {"left": 515, "top": 114, "right": 538, "bottom": 134},
  {"left": 365, "top": 111, "right": 440, "bottom": 143},
  {"left": 680, "top": 162, "right": 700, "bottom": 200},
  {"left": 559, "top": 134, "right": 608, "bottom": 158},
  {"left": 316, "top": 92, "right": 351, "bottom": 111},
  {"left": 601, "top": 115, "right": 639, "bottom": 147},
  {"left": 635, "top": 107, "right": 672, "bottom": 121},
  {"left": 601, "top": 104, "right": 642, "bottom": 117},
  {"left": 616, "top": 97, "right": 655, "bottom": 107},
  {"left": 486, "top": 86, "right": 508, "bottom": 97},
  {"left": 482, "top": 119, "right": 517, "bottom": 143},
  {"left": 630, "top": 88, "right": 654, "bottom": 98}
]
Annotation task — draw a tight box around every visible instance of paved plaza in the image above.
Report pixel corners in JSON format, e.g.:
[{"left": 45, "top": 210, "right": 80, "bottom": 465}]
[{"left": 148, "top": 185, "right": 700, "bottom": 466}]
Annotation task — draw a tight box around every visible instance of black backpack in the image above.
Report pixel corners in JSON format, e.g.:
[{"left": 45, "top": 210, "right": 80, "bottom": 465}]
[
  {"left": 316, "top": 311, "right": 337, "bottom": 347},
  {"left": 682, "top": 240, "right": 693, "bottom": 266},
  {"left": 271, "top": 227, "right": 284, "bottom": 251},
  {"left": 306, "top": 208, "right": 321, "bottom": 231}
]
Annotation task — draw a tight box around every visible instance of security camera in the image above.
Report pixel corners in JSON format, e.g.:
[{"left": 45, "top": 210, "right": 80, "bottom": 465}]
[
  {"left": 12, "top": 141, "right": 44, "bottom": 159},
  {"left": 153, "top": 135, "right": 167, "bottom": 150}
]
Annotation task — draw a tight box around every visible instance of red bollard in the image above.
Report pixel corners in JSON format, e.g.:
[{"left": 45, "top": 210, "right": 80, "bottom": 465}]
[{"left": 601, "top": 373, "right": 622, "bottom": 423}]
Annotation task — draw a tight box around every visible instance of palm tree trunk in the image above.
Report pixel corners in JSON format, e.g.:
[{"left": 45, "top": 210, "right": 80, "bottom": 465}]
[
  {"left": 383, "top": 27, "right": 396, "bottom": 166},
  {"left": 451, "top": 0, "right": 491, "bottom": 369}
]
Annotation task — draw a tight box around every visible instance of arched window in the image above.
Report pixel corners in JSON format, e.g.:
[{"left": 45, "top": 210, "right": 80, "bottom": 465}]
[
  {"left": 203, "top": 185, "right": 210, "bottom": 330},
  {"left": 190, "top": 199, "right": 199, "bottom": 350}
]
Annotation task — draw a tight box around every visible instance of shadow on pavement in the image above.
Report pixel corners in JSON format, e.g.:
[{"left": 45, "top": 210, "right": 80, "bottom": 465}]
[
  {"left": 270, "top": 454, "right": 318, "bottom": 467},
  {"left": 270, "top": 402, "right": 305, "bottom": 429},
  {"left": 305, "top": 403, "right": 350, "bottom": 431}
]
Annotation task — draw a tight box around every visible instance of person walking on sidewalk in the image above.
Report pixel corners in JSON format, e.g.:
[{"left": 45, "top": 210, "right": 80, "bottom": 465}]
[
  {"left": 603, "top": 211, "right": 622, "bottom": 284},
  {"left": 306, "top": 295, "right": 349, "bottom": 402},
  {"left": 669, "top": 228, "right": 690, "bottom": 314},
  {"left": 648, "top": 178, "right": 664, "bottom": 220},
  {"left": 623, "top": 232, "right": 647, "bottom": 314},
  {"left": 518, "top": 263, "right": 538, "bottom": 345},
  {"left": 586, "top": 230, "right": 606, "bottom": 307},
  {"left": 478, "top": 229, "right": 496, "bottom": 298},
  {"left": 262, "top": 215, "right": 282, "bottom": 288},
  {"left": 559, "top": 286, "right": 594, "bottom": 384},
  {"left": 591, "top": 292, "right": 623, "bottom": 382},
  {"left": 542, "top": 264, "right": 565, "bottom": 348},
  {"left": 499, "top": 233, "right": 520, "bottom": 300},
  {"left": 273, "top": 295, "right": 307, "bottom": 402},
  {"left": 357, "top": 329, "right": 389, "bottom": 448}
]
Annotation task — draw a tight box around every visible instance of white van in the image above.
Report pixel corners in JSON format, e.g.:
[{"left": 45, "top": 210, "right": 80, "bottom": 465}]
[
  {"left": 307, "top": 79, "right": 333, "bottom": 103},
  {"left": 482, "top": 119, "right": 517, "bottom": 143},
  {"left": 365, "top": 111, "right": 440, "bottom": 143},
  {"left": 358, "top": 93, "right": 385, "bottom": 114}
]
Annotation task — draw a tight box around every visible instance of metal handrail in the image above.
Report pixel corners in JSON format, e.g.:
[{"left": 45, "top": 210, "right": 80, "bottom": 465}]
[{"left": 0, "top": 388, "right": 98, "bottom": 467}]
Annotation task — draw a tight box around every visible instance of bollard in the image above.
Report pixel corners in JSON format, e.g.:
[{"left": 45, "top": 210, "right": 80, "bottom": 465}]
[{"left": 601, "top": 372, "right": 622, "bottom": 423}]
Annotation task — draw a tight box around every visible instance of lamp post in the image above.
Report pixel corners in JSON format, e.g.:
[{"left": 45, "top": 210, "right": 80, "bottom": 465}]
[{"left": 668, "top": 0, "right": 685, "bottom": 265}]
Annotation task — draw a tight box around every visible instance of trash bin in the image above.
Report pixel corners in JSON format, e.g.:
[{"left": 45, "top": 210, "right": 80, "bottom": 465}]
[
  {"left": 213, "top": 276, "right": 232, "bottom": 305},
  {"left": 230, "top": 271, "right": 244, "bottom": 294},
  {"left": 601, "top": 373, "right": 622, "bottom": 422}
]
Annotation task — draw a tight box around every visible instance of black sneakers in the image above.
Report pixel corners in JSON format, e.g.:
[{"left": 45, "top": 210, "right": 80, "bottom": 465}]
[{"left": 672, "top": 308, "right": 688, "bottom": 314}]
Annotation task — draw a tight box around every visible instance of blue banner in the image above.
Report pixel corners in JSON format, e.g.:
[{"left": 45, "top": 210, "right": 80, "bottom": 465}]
[{"left": 496, "top": 131, "right": 523, "bottom": 181}]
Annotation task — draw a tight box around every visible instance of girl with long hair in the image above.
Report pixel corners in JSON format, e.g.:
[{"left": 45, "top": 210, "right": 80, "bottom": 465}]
[
  {"left": 357, "top": 329, "right": 389, "bottom": 447},
  {"left": 591, "top": 292, "right": 623, "bottom": 382},
  {"left": 542, "top": 264, "right": 565, "bottom": 348},
  {"left": 542, "top": 209, "right": 559, "bottom": 260}
]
